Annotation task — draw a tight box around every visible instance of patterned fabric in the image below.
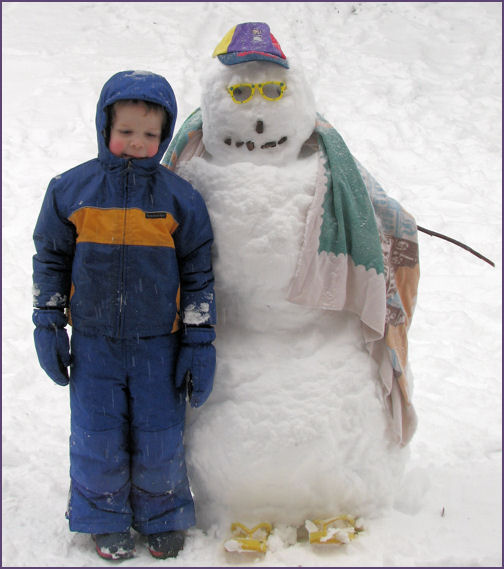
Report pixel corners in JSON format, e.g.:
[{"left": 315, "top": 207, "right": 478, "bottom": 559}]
[{"left": 161, "top": 109, "right": 419, "bottom": 445}]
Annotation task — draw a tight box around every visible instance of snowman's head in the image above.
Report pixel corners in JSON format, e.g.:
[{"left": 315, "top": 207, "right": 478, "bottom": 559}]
[{"left": 201, "top": 22, "right": 316, "bottom": 165}]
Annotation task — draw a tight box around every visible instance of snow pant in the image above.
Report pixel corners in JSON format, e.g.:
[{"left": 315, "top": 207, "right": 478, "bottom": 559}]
[{"left": 66, "top": 330, "right": 195, "bottom": 535}]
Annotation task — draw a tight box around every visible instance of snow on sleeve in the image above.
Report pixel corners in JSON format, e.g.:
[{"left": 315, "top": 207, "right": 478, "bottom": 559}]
[
  {"left": 183, "top": 302, "right": 211, "bottom": 325},
  {"left": 45, "top": 292, "right": 67, "bottom": 308},
  {"left": 32, "top": 284, "right": 41, "bottom": 302}
]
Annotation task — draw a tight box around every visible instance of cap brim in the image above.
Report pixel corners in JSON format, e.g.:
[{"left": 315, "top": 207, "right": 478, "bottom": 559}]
[{"left": 217, "top": 52, "right": 289, "bottom": 69}]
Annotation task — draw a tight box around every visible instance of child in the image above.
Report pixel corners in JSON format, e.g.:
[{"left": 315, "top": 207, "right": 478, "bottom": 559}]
[{"left": 32, "top": 70, "right": 216, "bottom": 560}]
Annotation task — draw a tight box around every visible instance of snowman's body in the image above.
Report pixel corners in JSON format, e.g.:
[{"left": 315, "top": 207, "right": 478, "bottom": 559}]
[{"left": 176, "top": 57, "right": 407, "bottom": 531}]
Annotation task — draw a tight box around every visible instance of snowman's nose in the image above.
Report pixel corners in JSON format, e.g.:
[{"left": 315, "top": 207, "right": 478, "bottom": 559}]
[{"left": 255, "top": 120, "right": 264, "bottom": 134}]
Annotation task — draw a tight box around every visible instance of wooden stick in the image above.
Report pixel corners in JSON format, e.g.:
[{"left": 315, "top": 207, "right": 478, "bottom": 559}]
[{"left": 417, "top": 225, "right": 495, "bottom": 267}]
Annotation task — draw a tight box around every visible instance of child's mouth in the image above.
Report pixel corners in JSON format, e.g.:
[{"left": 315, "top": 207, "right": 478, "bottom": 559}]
[{"left": 122, "top": 153, "right": 143, "bottom": 159}]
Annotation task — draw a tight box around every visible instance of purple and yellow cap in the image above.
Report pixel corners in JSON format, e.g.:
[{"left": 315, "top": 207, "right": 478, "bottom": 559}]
[{"left": 212, "top": 22, "right": 289, "bottom": 69}]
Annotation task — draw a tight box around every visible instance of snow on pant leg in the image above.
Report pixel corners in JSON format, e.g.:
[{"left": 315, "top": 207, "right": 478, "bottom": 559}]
[
  {"left": 67, "top": 331, "right": 132, "bottom": 533},
  {"left": 126, "top": 334, "right": 196, "bottom": 535}
]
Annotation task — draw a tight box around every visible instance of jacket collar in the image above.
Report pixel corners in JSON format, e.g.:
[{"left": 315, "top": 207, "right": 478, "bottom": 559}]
[{"left": 99, "top": 146, "right": 162, "bottom": 176}]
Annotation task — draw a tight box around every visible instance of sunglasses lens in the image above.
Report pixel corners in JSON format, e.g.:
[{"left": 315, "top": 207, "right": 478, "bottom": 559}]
[
  {"left": 230, "top": 85, "right": 253, "bottom": 103},
  {"left": 261, "top": 82, "right": 285, "bottom": 100}
]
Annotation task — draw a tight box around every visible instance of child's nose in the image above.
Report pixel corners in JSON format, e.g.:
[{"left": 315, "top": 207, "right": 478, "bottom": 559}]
[{"left": 131, "top": 137, "right": 144, "bottom": 149}]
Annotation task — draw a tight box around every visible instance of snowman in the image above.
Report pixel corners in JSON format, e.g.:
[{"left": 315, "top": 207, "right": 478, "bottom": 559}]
[{"left": 162, "top": 22, "right": 420, "bottom": 549}]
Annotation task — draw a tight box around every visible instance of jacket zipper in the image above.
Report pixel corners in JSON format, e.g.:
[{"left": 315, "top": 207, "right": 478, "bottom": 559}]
[{"left": 117, "top": 160, "right": 132, "bottom": 337}]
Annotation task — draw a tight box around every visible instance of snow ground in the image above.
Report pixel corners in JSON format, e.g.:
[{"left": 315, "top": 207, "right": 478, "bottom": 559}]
[{"left": 2, "top": 2, "right": 502, "bottom": 567}]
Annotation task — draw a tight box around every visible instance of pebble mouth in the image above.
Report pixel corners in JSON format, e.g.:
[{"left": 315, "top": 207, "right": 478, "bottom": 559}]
[{"left": 224, "top": 136, "right": 288, "bottom": 151}]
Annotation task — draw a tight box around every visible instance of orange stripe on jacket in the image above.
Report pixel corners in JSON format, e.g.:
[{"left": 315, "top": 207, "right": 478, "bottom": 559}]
[
  {"left": 171, "top": 286, "right": 181, "bottom": 333},
  {"left": 68, "top": 207, "right": 179, "bottom": 247}
]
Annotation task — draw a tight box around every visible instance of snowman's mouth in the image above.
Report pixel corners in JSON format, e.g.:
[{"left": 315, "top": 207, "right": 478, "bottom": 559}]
[{"left": 224, "top": 136, "right": 288, "bottom": 151}]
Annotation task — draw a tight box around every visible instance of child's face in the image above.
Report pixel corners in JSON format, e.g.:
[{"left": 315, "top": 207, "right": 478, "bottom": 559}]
[{"left": 109, "top": 102, "right": 164, "bottom": 159}]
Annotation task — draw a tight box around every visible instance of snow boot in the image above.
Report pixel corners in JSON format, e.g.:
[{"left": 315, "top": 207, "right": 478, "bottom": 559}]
[
  {"left": 92, "top": 532, "right": 135, "bottom": 560},
  {"left": 147, "top": 530, "right": 185, "bottom": 559}
]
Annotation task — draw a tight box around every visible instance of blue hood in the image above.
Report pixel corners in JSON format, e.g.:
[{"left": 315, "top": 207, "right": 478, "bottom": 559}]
[{"left": 96, "top": 70, "right": 177, "bottom": 167}]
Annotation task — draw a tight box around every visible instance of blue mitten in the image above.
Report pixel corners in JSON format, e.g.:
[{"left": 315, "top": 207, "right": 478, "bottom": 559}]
[
  {"left": 175, "top": 326, "right": 216, "bottom": 408},
  {"left": 33, "top": 309, "right": 71, "bottom": 386}
]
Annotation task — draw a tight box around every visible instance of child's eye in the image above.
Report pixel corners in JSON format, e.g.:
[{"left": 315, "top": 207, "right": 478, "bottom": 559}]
[
  {"left": 119, "top": 130, "right": 132, "bottom": 135},
  {"left": 146, "top": 133, "right": 159, "bottom": 138}
]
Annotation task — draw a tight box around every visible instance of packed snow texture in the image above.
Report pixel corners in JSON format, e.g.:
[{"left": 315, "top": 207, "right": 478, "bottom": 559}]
[
  {"left": 177, "top": 120, "right": 407, "bottom": 527},
  {"left": 2, "top": 2, "right": 502, "bottom": 567}
]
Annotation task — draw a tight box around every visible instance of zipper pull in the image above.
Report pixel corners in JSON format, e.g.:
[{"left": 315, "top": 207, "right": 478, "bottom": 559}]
[{"left": 125, "top": 159, "right": 136, "bottom": 185}]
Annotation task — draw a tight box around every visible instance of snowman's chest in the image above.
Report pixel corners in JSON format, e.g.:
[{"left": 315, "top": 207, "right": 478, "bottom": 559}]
[{"left": 179, "top": 155, "right": 318, "bottom": 298}]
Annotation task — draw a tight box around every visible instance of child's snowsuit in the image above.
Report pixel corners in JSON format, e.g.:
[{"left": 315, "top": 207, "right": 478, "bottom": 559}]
[{"left": 32, "top": 71, "right": 216, "bottom": 534}]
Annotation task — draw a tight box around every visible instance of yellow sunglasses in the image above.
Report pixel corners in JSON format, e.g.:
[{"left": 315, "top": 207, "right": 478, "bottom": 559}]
[{"left": 227, "top": 81, "right": 287, "bottom": 104}]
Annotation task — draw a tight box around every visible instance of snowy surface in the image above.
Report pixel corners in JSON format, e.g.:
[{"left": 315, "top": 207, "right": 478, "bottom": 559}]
[{"left": 2, "top": 2, "right": 502, "bottom": 567}]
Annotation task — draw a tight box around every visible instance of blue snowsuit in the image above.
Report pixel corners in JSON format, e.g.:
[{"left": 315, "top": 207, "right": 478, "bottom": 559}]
[{"left": 32, "top": 71, "right": 216, "bottom": 534}]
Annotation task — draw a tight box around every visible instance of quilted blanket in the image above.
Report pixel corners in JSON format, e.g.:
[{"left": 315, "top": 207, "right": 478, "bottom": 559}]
[{"left": 162, "top": 109, "right": 420, "bottom": 445}]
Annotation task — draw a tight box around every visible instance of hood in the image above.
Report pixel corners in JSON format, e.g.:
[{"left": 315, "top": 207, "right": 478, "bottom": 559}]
[{"left": 95, "top": 70, "right": 178, "bottom": 167}]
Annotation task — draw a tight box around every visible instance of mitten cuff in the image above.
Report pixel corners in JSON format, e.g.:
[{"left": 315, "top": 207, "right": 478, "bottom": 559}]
[
  {"left": 180, "top": 325, "right": 215, "bottom": 346},
  {"left": 32, "top": 308, "right": 68, "bottom": 329}
]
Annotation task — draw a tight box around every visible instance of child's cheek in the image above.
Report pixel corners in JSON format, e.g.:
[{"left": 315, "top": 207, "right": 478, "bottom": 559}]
[
  {"left": 146, "top": 142, "right": 160, "bottom": 158},
  {"left": 109, "top": 139, "right": 125, "bottom": 157}
]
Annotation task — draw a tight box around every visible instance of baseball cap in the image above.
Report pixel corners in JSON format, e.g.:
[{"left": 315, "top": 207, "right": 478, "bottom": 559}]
[{"left": 212, "top": 22, "right": 289, "bottom": 68}]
